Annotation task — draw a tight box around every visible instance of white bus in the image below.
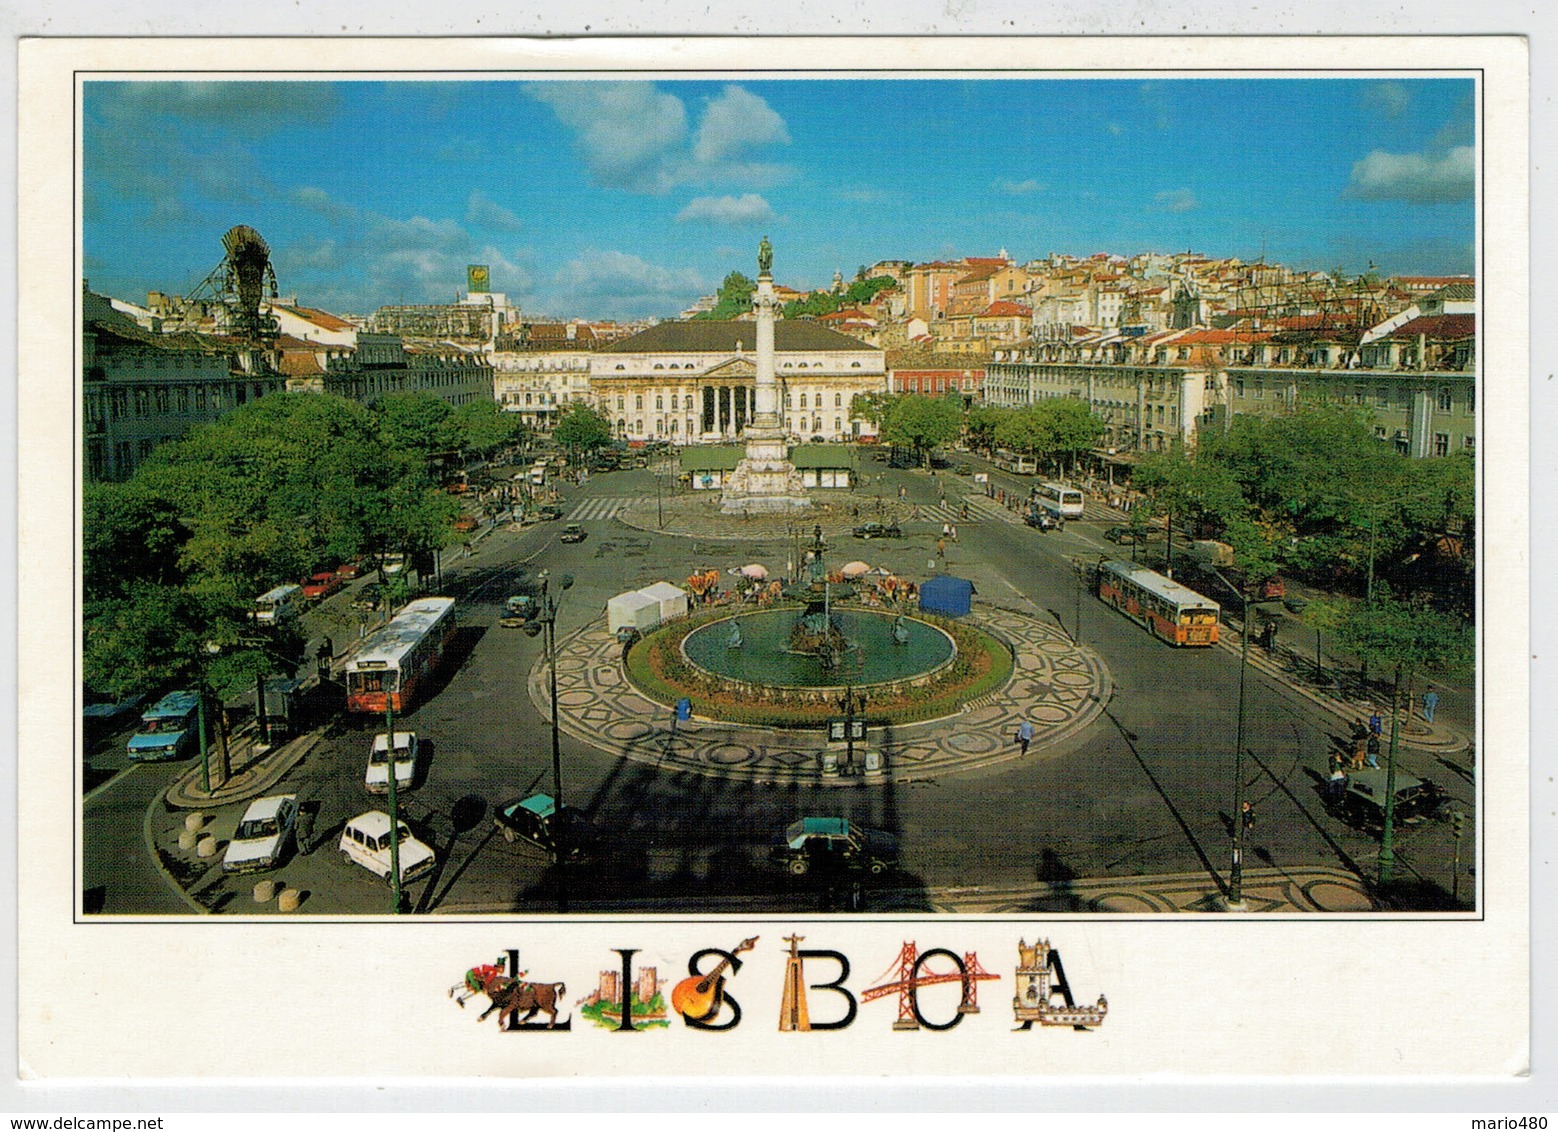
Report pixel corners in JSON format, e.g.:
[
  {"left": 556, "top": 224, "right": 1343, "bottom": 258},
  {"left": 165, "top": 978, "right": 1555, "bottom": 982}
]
[
  {"left": 992, "top": 449, "right": 1038, "bottom": 475},
  {"left": 1031, "top": 481, "right": 1086, "bottom": 519},
  {"left": 344, "top": 597, "right": 457, "bottom": 714}
]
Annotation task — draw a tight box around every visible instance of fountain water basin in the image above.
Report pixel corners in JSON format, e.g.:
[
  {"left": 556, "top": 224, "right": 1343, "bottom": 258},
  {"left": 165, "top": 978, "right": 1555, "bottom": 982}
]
[{"left": 681, "top": 607, "right": 956, "bottom": 692}]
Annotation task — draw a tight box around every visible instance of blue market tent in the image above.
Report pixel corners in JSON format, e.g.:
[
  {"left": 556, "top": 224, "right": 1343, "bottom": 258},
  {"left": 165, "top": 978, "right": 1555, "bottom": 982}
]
[{"left": 918, "top": 574, "right": 975, "bottom": 617}]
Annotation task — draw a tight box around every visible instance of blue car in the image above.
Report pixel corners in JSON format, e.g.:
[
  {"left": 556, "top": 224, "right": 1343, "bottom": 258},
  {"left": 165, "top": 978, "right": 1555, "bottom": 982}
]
[{"left": 125, "top": 690, "right": 201, "bottom": 762}]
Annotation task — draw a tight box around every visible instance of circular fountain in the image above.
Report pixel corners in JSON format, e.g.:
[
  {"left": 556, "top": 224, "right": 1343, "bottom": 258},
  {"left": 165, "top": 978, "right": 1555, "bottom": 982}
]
[{"left": 681, "top": 606, "right": 957, "bottom": 693}]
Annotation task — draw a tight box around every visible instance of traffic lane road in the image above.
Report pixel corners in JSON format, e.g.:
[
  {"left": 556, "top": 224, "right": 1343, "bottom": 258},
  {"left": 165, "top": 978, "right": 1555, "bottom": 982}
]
[{"left": 82, "top": 761, "right": 193, "bottom": 914}]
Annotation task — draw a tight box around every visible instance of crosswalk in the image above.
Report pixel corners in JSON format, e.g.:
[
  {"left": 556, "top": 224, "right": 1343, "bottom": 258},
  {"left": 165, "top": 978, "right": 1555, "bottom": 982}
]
[{"left": 566, "top": 496, "right": 638, "bottom": 522}]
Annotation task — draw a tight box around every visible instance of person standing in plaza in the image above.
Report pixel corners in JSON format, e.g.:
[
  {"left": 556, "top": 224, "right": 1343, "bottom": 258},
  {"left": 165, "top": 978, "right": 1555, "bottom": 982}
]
[
  {"left": 1423, "top": 689, "right": 1439, "bottom": 723},
  {"left": 936, "top": 537, "right": 946, "bottom": 561},
  {"left": 942, "top": 520, "right": 951, "bottom": 540},
  {"left": 1368, "top": 709, "right": 1383, "bottom": 738},
  {"left": 950, "top": 524, "right": 958, "bottom": 543},
  {"left": 1017, "top": 719, "right": 1034, "bottom": 755}
]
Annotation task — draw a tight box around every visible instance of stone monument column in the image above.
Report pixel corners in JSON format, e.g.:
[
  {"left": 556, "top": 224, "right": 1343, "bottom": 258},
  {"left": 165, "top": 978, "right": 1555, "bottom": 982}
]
[{"left": 720, "top": 237, "right": 811, "bottom": 515}]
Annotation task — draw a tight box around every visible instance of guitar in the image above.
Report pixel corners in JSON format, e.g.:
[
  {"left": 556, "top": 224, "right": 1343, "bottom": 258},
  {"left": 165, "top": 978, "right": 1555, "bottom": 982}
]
[{"left": 670, "top": 936, "right": 758, "bottom": 1022}]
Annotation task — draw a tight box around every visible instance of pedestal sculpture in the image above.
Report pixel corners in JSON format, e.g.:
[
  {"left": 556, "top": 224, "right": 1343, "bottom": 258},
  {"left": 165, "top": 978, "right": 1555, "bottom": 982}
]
[{"left": 721, "top": 237, "right": 811, "bottom": 515}]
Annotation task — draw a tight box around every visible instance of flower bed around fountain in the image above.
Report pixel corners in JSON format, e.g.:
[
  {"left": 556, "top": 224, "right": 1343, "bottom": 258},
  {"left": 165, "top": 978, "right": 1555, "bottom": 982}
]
[{"left": 624, "top": 602, "right": 1015, "bottom": 729}]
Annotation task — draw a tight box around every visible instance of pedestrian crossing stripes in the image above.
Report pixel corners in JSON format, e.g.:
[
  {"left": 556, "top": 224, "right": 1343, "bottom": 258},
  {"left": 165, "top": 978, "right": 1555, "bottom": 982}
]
[{"left": 566, "top": 496, "right": 637, "bottom": 521}]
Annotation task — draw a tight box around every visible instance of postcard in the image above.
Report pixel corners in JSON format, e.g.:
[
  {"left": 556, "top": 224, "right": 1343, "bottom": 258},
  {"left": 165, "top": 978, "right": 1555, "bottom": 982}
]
[{"left": 17, "top": 34, "right": 1528, "bottom": 1080}]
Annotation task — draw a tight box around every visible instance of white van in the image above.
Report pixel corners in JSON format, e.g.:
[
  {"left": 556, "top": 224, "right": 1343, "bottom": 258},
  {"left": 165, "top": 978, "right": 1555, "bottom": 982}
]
[
  {"left": 253, "top": 584, "right": 302, "bottom": 626},
  {"left": 339, "top": 811, "right": 436, "bottom": 885}
]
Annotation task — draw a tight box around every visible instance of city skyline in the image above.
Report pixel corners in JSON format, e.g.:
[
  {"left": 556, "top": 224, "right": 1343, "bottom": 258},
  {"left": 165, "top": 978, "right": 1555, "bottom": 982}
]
[{"left": 83, "top": 76, "right": 1476, "bottom": 321}]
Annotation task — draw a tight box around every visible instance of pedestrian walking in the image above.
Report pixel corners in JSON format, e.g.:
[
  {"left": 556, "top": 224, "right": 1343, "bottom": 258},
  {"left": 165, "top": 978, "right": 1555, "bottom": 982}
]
[
  {"left": 1366, "top": 734, "right": 1381, "bottom": 769},
  {"left": 899, "top": 485, "right": 907, "bottom": 501},
  {"left": 942, "top": 521, "right": 951, "bottom": 539},
  {"left": 960, "top": 501, "right": 969, "bottom": 520},
  {"left": 1016, "top": 719, "right": 1034, "bottom": 755},
  {"left": 950, "top": 524, "right": 958, "bottom": 543},
  {"left": 1423, "top": 689, "right": 1439, "bottom": 724},
  {"left": 1368, "top": 709, "right": 1383, "bottom": 737},
  {"left": 936, "top": 537, "right": 946, "bottom": 560},
  {"left": 1351, "top": 731, "right": 1369, "bottom": 771}
]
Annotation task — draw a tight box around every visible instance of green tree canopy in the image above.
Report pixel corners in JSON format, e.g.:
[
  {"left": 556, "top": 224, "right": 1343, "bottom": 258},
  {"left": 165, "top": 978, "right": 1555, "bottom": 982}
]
[
  {"left": 445, "top": 399, "right": 526, "bottom": 459},
  {"left": 881, "top": 395, "right": 962, "bottom": 463},
  {"left": 552, "top": 402, "right": 615, "bottom": 454},
  {"left": 692, "top": 272, "right": 757, "bottom": 320}
]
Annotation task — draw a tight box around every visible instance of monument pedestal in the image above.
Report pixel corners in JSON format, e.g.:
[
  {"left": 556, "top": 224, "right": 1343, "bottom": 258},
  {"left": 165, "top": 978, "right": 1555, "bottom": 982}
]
[{"left": 721, "top": 425, "right": 811, "bottom": 515}]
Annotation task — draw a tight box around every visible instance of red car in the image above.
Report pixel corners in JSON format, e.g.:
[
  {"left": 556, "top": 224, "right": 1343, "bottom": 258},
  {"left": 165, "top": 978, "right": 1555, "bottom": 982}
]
[
  {"left": 335, "top": 560, "right": 363, "bottom": 580},
  {"left": 302, "top": 571, "right": 343, "bottom": 600}
]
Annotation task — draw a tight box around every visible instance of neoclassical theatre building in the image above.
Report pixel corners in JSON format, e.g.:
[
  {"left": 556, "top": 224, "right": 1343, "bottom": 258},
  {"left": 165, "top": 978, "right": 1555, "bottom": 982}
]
[{"left": 589, "top": 320, "right": 887, "bottom": 444}]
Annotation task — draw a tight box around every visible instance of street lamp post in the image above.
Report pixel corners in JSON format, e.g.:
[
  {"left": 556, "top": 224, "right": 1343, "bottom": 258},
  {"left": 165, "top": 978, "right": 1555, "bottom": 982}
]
[
  {"left": 525, "top": 570, "right": 574, "bottom": 913},
  {"left": 1228, "top": 596, "right": 1252, "bottom": 909}
]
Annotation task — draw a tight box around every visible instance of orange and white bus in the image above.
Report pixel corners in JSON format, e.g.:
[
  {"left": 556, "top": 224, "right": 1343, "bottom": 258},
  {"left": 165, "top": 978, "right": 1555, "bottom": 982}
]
[
  {"left": 345, "top": 597, "right": 457, "bottom": 713},
  {"left": 1096, "top": 560, "right": 1220, "bottom": 646}
]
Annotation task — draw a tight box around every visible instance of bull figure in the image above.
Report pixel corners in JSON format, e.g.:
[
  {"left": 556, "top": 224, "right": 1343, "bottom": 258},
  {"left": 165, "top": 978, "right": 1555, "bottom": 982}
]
[{"left": 450, "top": 960, "right": 567, "bottom": 1029}]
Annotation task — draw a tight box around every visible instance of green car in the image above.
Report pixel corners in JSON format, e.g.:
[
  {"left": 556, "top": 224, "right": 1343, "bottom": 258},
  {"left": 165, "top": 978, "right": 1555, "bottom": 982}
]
[{"left": 771, "top": 817, "right": 898, "bottom": 876}]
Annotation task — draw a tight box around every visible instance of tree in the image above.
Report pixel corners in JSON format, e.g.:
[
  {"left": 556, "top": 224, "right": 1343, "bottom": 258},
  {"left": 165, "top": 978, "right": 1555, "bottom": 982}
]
[
  {"left": 81, "top": 392, "right": 450, "bottom": 696},
  {"left": 881, "top": 395, "right": 961, "bottom": 465},
  {"left": 552, "top": 402, "right": 614, "bottom": 455},
  {"left": 445, "top": 399, "right": 525, "bottom": 460},
  {"left": 1036, "top": 398, "right": 1107, "bottom": 477},
  {"left": 372, "top": 392, "right": 454, "bottom": 458},
  {"left": 849, "top": 391, "right": 897, "bottom": 428},
  {"left": 964, "top": 405, "right": 1008, "bottom": 453},
  {"left": 693, "top": 272, "right": 757, "bottom": 320},
  {"left": 993, "top": 406, "right": 1054, "bottom": 457}
]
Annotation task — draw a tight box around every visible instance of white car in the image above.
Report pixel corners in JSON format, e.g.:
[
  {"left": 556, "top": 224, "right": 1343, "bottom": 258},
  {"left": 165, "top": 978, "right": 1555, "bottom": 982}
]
[
  {"left": 222, "top": 794, "right": 299, "bottom": 874},
  {"left": 366, "top": 731, "right": 419, "bottom": 795},
  {"left": 338, "top": 811, "right": 436, "bottom": 885}
]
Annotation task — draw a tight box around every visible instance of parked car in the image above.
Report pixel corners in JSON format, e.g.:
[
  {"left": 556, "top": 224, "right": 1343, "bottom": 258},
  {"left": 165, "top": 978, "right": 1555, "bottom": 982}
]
[
  {"left": 302, "top": 570, "right": 344, "bottom": 601},
  {"left": 452, "top": 515, "right": 479, "bottom": 534},
  {"left": 335, "top": 560, "right": 364, "bottom": 580},
  {"left": 559, "top": 523, "right": 587, "bottom": 543},
  {"left": 351, "top": 583, "right": 385, "bottom": 612},
  {"left": 1326, "top": 768, "right": 1448, "bottom": 832},
  {"left": 493, "top": 793, "right": 601, "bottom": 861},
  {"left": 222, "top": 794, "right": 299, "bottom": 874},
  {"left": 852, "top": 521, "right": 903, "bottom": 540},
  {"left": 1256, "top": 577, "right": 1288, "bottom": 600},
  {"left": 952, "top": 462, "right": 974, "bottom": 476},
  {"left": 125, "top": 690, "right": 201, "bottom": 762},
  {"left": 770, "top": 817, "right": 899, "bottom": 876},
  {"left": 499, "top": 594, "right": 537, "bottom": 627},
  {"left": 339, "top": 811, "right": 436, "bottom": 885},
  {"left": 1027, "top": 511, "right": 1062, "bottom": 531},
  {"left": 365, "top": 731, "right": 419, "bottom": 795},
  {"left": 536, "top": 503, "right": 565, "bottom": 521}
]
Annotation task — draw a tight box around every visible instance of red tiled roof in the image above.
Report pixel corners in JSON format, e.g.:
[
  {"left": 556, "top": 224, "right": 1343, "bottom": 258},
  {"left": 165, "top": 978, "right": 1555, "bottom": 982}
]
[
  {"left": 978, "top": 301, "right": 1032, "bottom": 318},
  {"left": 283, "top": 304, "right": 354, "bottom": 331},
  {"left": 1386, "top": 314, "right": 1476, "bottom": 340},
  {"left": 278, "top": 352, "right": 326, "bottom": 377}
]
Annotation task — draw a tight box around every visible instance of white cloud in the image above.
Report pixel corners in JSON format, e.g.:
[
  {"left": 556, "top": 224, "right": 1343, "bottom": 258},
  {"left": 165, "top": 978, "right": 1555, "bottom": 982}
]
[
  {"left": 675, "top": 193, "right": 776, "bottom": 226},
  {"left": 529, "top": 80, "right": 791, "bottom": 195},
  {"left": 1154, "top": 188, "right": 1199, "bottom": 213},
  {"left": 465, "top": 190, "right": 523, "bottom": 232},
  {"left": 1345, "top": 146, "right": 1474, "bottom": 204},
  {"left": 693, "top": 86, "right": 791, "bottom": 164},
  {"left": 1362, "top": 82, "right": 1411, "bottom": 119},
  {"left": 993, "top": 178, "right": 1044, "bottom": 196},
  {"left": 290, "top": 186, "right": 360, "bottom": 224},
  {"left": 549, "top": 250, "right": 705, "bottom": 319},
  {"left": 529, "top": 82, "right": 691, "bottom": 194}
]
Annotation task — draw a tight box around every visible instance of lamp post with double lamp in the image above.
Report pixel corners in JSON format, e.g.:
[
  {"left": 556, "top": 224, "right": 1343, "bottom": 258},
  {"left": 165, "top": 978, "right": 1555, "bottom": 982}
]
[{"left": 523, "top": 570, "right": 574, "bottom": 912}]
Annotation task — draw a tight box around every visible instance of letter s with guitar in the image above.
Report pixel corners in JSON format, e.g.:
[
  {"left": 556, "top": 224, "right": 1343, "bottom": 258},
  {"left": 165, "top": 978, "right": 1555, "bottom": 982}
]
[{"left": 671, "top": 936, "right": 758, "bottom": 1030}]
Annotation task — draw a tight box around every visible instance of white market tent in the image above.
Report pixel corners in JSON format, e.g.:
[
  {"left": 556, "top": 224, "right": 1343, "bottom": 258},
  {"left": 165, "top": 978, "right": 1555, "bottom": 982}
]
[
  {"left": 607, "top": 590, "right": 662, "bottom": 635},
  {"left": 638, "top": 581, "right": 689, "bottom": 623}
]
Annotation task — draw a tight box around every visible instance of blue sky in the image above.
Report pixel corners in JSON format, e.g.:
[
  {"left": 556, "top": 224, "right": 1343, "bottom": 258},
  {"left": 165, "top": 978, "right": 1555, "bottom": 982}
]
[{"left": 82, "top": 77, "right": 1476, "bottom": 321}]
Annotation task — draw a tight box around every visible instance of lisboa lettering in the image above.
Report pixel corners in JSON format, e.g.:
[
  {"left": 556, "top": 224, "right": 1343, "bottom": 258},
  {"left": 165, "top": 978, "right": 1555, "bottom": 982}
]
[{"left": 450, "top": 935, "right": 1106, "bottom": 1035}]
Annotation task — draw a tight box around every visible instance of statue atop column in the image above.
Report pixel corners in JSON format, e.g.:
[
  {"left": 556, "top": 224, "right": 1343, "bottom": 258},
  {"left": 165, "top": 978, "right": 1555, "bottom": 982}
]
[{"left": 758, "top": 235, "right": 773, "bottom": 277}]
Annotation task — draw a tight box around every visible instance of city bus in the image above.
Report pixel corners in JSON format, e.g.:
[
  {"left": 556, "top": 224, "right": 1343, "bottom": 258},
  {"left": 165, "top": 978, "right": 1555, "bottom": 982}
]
[
  {"left": 1096, "top": 560, "right": 1220, "bottom": 646},
  {"left": 1031, "top": 481, "right": 1086, "bottom": 519},
  {"left": 992, "top": 449, "right": 1038, "bottom": 475},
  {"left": 344, "top": 597, "right": 458, "bottom": 714}
]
